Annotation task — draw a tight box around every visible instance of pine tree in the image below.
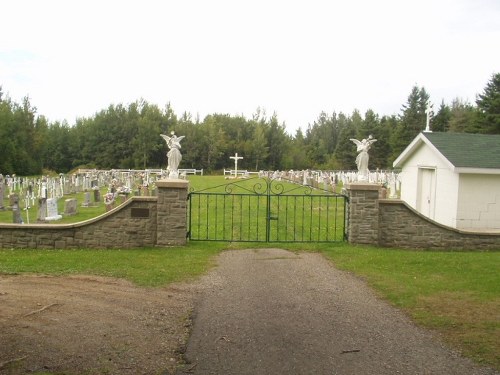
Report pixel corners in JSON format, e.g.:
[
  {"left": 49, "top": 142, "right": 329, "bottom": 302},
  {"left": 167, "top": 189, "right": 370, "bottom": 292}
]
[
  {"left": 391, "top": 86, "right": 429, "bottom": 160},
  {"left": 431, "top": 101, "right": 451, "bottom": 132},
  {"left": 476, "top": 72, "right": 500, "bottom": 134}
]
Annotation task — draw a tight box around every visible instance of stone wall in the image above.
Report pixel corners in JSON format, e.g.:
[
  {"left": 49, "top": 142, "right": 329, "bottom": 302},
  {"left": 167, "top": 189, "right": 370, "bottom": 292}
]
[
  {"left": 0, "top": 179, "right": 188, "bottom": 249},
  {"left": 155, "top": 179, "right": 189, "bottom": 246},
  {"left": 346, "top": 183, "right": 380, "bottom": 245},
  {"left": 347, "top": 183, "right": 500, "bottom": 250}
]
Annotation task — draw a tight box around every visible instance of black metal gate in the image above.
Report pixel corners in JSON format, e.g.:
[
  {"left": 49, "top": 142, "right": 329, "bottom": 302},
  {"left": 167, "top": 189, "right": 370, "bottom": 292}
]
[{"left": 188, "top": 177, "right": 348, "bottom": 242}]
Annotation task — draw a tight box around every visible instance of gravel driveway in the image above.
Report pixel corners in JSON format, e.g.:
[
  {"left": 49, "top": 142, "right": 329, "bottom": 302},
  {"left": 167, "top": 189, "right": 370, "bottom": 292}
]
[{"left": 178, "top": 248, "right": 498, "bottom": 375}]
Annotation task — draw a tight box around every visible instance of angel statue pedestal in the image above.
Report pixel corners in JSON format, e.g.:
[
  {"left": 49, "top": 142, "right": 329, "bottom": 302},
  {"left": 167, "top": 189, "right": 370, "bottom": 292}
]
[{"left": 161, "top": 131, "right": 185, "bottom": 179}]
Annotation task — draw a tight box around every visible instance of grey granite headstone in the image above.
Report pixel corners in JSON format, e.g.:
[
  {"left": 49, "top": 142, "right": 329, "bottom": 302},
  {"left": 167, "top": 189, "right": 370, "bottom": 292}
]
[
  {"left": 82, "top": 192, "right": 91, "bottom": 207},
  {"left": 38, "top": 198, "right": 47, "bottom": 221},
  {"left": 11, "top": 194, "right": 22, "bottom": 223},
  {"left": 64, "top": 198, "right": 78, "bottom": 216},
  {"left": 93, "top": 189, "right": 101, "bottom": 203}
]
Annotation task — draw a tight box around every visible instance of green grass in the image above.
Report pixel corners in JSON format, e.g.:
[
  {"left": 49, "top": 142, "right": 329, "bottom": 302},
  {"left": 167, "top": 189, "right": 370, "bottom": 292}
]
[
  {"left": 312, "top": 243, "right": 500, "bottom": 370},
  {"left": 0, "top": 188, "right": 112, "bottom": 224},
  {"left": 0, "top": 242, "right": 224, "bottom": 287}
]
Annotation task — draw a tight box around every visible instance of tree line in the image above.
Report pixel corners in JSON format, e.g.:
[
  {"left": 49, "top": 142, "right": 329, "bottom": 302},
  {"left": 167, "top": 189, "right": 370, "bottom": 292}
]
[{"left": 0, "top": 73, "right": 498, "bottom": 175}]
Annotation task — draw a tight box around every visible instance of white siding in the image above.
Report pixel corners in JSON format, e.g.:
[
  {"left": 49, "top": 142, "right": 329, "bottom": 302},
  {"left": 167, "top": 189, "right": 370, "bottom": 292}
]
[
  {"left": 457, "top": 174, "right": 500, "bottom": 230},
  {"left": 434, "top": 168, "right": 459, "bottom": 227},
  {"left": 399, "top": 142, "right": 459, "bottom": 227}
]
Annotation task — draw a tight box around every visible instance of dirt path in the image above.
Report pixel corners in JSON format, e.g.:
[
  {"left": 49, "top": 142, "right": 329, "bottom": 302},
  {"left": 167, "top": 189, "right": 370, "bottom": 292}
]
[{"left": 178, "top": 248, "right": 498, "bottom": 375}]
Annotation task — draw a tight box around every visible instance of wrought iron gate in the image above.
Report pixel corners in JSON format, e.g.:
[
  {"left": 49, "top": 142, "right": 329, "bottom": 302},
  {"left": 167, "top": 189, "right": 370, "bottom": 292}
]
[{"left": 188, "top": 177, "right": 348, "bottom": 242}]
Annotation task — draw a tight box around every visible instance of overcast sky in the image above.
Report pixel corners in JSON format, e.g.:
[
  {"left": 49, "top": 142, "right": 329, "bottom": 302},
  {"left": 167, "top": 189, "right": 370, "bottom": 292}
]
[{"left": 1, "top": 0, "right": 499, "bottom": 134}]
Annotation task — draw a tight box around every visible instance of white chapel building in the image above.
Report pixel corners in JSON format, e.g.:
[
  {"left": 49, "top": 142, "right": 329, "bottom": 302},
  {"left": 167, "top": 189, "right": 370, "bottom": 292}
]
[{"left": 393, "top": 132, "right": 500, "bottom": 231}]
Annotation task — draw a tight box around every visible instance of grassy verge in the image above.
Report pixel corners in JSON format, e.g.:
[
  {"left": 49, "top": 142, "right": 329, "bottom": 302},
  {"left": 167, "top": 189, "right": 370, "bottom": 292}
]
[
  {"left": 0, "top": 242, "right": 225, "bottom": 287},
  {"left": 311, "top": 243, "right": 500, "bottom": 370}
]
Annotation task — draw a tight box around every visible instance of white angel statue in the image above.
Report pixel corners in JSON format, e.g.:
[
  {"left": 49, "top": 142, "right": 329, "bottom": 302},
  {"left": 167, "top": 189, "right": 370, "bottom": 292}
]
[
  {"left": 161, "top": 131, "right": 185, "bottom": 178},
  {"left": 350, "top": 135, "right": 377, "bottom": 181}
]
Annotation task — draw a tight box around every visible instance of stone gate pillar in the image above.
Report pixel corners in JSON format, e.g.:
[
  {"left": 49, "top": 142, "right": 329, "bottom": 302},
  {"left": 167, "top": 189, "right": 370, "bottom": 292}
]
[
  {"left": 346, "top": 183, "right": 381, "bottom": 245},
  {"left": 156, "top": 179, "right": 189, "bottom": 246}
]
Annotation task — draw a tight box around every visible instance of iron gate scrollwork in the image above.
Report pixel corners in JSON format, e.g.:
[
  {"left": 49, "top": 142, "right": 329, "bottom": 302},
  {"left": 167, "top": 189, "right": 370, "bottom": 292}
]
[{"left": 187, "top": 177, "right": 348, "bottom": 242}]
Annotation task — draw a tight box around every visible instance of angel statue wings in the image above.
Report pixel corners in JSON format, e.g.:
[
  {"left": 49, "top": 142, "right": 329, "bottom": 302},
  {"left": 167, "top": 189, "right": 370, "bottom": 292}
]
[
  {"left": 350, "top": 135, "right": 377, "bottom": 181},
  {"left": 161, "top": 131, "right": 185, "bottom": 178}
]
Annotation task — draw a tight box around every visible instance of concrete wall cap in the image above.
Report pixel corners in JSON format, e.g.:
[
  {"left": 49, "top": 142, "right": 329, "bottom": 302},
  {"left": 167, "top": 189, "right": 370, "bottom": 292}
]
[
  {"left": 156, "top": 179, "right": 189, "bottom": 189},
  {"left": 346, "top": 183, "right": 381, "bottom": 191}
]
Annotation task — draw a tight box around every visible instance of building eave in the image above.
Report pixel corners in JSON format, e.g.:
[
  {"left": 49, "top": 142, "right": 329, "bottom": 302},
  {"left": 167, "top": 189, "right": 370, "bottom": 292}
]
[{"left": 454, "top": 167, "right": 500, "bottom": 175}]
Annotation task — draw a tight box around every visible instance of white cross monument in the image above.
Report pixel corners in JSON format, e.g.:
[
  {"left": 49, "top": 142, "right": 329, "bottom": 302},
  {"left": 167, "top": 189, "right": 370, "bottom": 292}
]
[
  {"left": 230, "top": 153, "right": 243, "bottom": 178},
  {"left": 425, "top": 101, "right": 434, "bottom": 132}
]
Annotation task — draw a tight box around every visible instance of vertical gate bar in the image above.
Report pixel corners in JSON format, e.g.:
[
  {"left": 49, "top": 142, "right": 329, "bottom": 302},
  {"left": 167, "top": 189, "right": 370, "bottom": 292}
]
[
  {"left": 188, "top": 193, "right": 192, "bottom": 240},
  {"left": 276, "top": 195, "right": 281, "bottom": 241},
  {"left": 231, "top": 194, "right": 235, "bottom": 241},
  {"left": 301, "top": 195, "right": 305, "bottom": 241},
  {"left": 239, "top": 195, "right": 243, "bottom": 241},
  {"left": 256, "top": 195, "right": 260, "bottom": 240},
  {"left": 334, "top": 197, "right": 343, "bottom": 240},
  {"left": 205, "top": 194, "right": 210, "bottom": 240},
  {"left": 214, "top": 195, "right": 219, "bottom": 239},
  {"left": 309, "top": 196, "right": 313, "bottom": 241},
  {"left": 344, "top": 196, "right": 348, "bottom": 240},
  {"left": 324, "top": 196, "right": 328, "bottom": 242},
  {"left": 223, "top": 195, "right": 227, "bottom": 241},
  {"left": 293, "top": 196, "right": 297, "bottom": 241},
  {"left": 266, "top": 188, "right": 271, "bottom": 242},
  {"left": 196, "top": 194, "right": 201, "bottom": 239},
  {"left": 317, "top": 196, "right": 322, "bottom": 242},
  {"left": 247, "top": 195, "right": 251, "bottom": 241},
  {"left": 285, "top": 195, "right": 289, "bottom": 241}
]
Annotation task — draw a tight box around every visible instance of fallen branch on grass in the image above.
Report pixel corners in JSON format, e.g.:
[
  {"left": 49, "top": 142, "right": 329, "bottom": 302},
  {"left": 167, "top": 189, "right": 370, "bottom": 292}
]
[
  {"left": 23, "top": 303, "right": 60, "bottom": 317},
  {"left": 0, "top": 356, "right": 28, "bottom": 370}
]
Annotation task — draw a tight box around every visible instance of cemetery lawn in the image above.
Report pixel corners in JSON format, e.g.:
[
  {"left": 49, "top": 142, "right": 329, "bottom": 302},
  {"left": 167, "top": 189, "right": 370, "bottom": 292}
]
[
  {"left": 0, "top": 243, "right": 498, "bottom": 371},
  {"left": 313, "top": 243, "right": 500, "bottom": 371},
  {"left": 0, "top": 188, "right": 110, "bottom": 224}
]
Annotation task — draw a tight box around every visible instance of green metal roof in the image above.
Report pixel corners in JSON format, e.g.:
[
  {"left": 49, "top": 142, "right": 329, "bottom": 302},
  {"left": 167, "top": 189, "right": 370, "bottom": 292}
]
[{"left": 422, "top": 132, "right": 500, "bottom": 169}]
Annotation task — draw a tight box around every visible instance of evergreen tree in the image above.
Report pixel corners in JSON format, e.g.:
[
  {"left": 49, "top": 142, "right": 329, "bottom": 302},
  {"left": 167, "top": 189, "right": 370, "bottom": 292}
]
[
  {"left": 391, "top": 86, "right": 429, "bottom": 160},
  {"left": 289, "top": 128, "right": 309, "bottom": 170},
  {"left": 448, "top": 99, "right": 478, "bottom": 133},
  {"left": 476, "top": 72, "right": 500, "bottom": 134},
  {"left": 431, "top": 101, "right": 451, "bottom": 132},
  {"left": 250, "top": 122, "right": 269, "bottom": 171},
  {"left": 265, "top": 114, "right": 289, "bottom": 170},
  {"left": 333, "top": 112, "right": 359, "bottom": 170}
]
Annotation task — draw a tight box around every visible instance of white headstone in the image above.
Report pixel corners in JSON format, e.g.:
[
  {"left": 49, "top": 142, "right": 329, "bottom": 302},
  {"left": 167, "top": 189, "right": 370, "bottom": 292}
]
[{"left": 45, "top": 198, "right": 62, "bottom": 221}]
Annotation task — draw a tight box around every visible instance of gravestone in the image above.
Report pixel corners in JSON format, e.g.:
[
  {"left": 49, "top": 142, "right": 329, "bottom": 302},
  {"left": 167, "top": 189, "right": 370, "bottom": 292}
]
[
  {"left": 0, "top": 175, "right": 4, "bottom": 210},
  {"left": 64, "top": 198, "right": 78, "bottom": 216},
  {"left": 104, "top": 192, "right": 116, "bottom": 212},
  {"left": 37, "top": 198, "right": 47, "bottom": 221},
  {"left": 45, "top": 198, "right": 62, "bottom": 221},
  {"left": 9, "top": 193, "right": 18, "bottom": 207},
  {"left": 82, "top": 192, "right": 91, "bottom": 207},
  {"left": 11, "top": 194, "right": 23, "bottom": 224},
  {"left": 93, "top": 189, "right": 101, "bottom": 203}
]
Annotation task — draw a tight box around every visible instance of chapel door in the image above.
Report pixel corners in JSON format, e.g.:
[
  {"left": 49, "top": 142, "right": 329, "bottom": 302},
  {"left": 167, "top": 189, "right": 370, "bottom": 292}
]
[{"left": 417, "top": 168, "right": 436, "bottom": 219}]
